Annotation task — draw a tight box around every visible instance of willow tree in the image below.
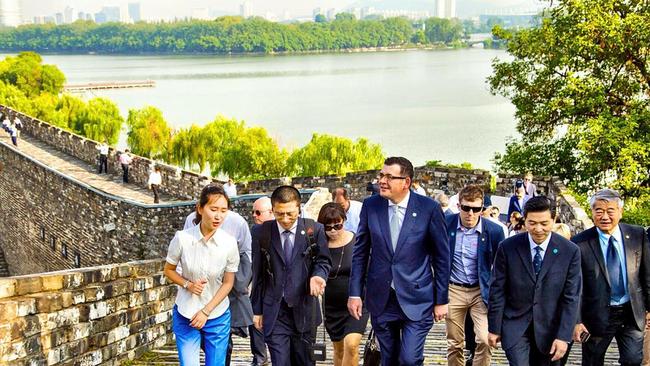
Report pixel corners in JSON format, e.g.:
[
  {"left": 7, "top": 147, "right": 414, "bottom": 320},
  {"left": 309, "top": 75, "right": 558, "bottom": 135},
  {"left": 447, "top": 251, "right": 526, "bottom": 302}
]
[
  {"left": 126, "top": 106, "right": 171, "bottom": 159},
  {"left": 72, "top": 97, "right": 123, "bottom": 145},
  {"left": 490, "top": 0, "right": 650, "bottom": 198}
]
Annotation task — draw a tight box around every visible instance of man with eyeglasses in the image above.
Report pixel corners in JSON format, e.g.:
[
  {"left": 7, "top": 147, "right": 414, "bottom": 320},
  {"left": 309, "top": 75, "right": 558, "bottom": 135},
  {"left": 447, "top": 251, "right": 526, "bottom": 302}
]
[
  {"left": 569, "top": 189, "right": 650, "bottom": 366},
  {"left": 251, "top": 185, "right": 331, "bottom": 366},
  {"left": 348, "top": 156, "right": 450, "bottom": 366},
  {"left": 445, "top": 184, "right": 505, "bottom": 366}
]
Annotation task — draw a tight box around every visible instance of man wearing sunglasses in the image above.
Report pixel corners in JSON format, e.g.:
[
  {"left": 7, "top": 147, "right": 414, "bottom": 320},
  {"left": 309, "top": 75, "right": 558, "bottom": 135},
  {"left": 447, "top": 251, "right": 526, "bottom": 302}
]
[
  {"left": 348, "top": 156, "right": 450, "bottom": 366},
  {"left": 445, "top": 184, "right": 505, "bottom": 366},
  {"left": 252, "top": 196, "right": 274, "bottom": 225}
]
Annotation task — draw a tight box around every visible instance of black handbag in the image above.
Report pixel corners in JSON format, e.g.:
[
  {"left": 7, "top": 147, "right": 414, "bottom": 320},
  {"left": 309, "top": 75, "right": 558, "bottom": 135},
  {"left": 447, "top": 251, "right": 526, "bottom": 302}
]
[{"left": 362, "top": 328, "right": 381, "bottom": 366}]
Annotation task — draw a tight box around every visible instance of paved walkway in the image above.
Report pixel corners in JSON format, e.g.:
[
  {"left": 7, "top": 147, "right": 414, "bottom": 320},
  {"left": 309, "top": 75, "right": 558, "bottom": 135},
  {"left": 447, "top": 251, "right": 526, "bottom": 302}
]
[
  {"left": 0, "top": 131, "right": 180, "bottom": 205},
  {"left": 131, "top": 322, "right": 621, "bottom": 365}
]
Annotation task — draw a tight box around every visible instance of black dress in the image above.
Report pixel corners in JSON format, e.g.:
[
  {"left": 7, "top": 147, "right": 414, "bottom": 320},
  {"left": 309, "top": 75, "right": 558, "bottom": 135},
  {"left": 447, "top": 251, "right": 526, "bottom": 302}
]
[{"left": 324, "top": 239, "right": 370, "bottom": 342}]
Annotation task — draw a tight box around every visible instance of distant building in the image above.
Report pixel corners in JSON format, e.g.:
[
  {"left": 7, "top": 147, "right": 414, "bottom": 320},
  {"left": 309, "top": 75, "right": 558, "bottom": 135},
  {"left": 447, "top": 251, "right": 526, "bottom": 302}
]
[
  {"left": 360, "top": 7, "right": 375, "bottom": 19},
  {"left": 95, "top": 6, "right": 120, "bottom": 24},
  {"left": 240, "top": 2, "right": 252, "bottom": 18},
  {"left": 128, "top": 2, "right": 141, "bottom": 22},
  {"left": 0, "top": 0, "right": 22, "bottom": 27},
  {"left": 312, "top": 7, "right": 323, "bottom": 17},
  {"left": 55, "top": 12, "right": 64, "bottom": 25},
  {"left": 191, "top": 8, "right": 210, "bottom": 20},
  {"left": 64, "top": 6, "right": 74, "bottom": 23},
  {"left": 32, "top": 15, "right": 44, "bottom": 24},
  {"left": 436, "top": 0, "right": 456, "bottom": 19},
  {"left": 326, "top": 8, "right": 337, "bottom": 20},
  {"left": 43, "top": 16, "right": 55, "bottom": 24}
]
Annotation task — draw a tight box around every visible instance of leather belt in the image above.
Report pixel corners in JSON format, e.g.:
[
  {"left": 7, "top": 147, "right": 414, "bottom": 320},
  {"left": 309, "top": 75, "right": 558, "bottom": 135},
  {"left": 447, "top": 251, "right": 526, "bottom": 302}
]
[{"left": 450, "top": 281, "right": 479, "bottom": 288}]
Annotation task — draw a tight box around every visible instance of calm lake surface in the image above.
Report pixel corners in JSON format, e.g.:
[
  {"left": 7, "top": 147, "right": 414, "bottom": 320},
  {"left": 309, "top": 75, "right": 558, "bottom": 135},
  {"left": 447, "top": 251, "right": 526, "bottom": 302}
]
[{"left": 38, "top": 49, "right": 516, "bottom": 169}]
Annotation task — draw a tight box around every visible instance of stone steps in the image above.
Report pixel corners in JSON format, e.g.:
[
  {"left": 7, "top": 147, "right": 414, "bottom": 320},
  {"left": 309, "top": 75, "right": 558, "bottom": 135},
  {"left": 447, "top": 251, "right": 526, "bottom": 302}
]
[{"left": 132, "top": 322, "right": 621, "bottom": 365}]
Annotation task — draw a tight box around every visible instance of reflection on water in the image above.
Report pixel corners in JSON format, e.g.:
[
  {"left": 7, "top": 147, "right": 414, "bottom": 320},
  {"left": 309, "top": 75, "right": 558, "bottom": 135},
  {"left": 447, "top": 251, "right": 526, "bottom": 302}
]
[{"left": 34, "top": 49, "right": 516, "bottom": 169}]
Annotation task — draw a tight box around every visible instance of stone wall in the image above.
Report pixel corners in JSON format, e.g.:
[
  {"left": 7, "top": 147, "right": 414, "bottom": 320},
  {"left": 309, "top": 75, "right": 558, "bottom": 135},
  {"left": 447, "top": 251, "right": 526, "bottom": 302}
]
[
  {"left": 0, "top": 259, "right": 175, "bottom": 366},
  {"left": 0, "top": 140, "right": 193, "bottom": 276}
]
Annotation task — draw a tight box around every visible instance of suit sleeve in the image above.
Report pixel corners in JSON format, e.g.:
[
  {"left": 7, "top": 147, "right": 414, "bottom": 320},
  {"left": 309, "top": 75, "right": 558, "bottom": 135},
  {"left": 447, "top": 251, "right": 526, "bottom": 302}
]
[
  {"left": 250, "top": 224, "right": 263, "bottom": 316},
  {"left": 640, "top": 228, "right": 650, "bottom": 311},
  {"left": 349, "top": 200, "right": 370, "bottom": 298},
  {"left": 506, "top": 197, "right": 515, "bottom": 222},
  {"left": 488, "top": 244, "right": 507, "bottom": 335},
  {"left": 491, "top": 225, "right": 506, "bottom": 259},
  {"left": 429, "top": 202, "right": 450, "bottom": 305},
  {"left": 311, "top": 224, "right": 331, "bottom": 280},
  {"left": 232, "top": 223, "right": 253, "bottom": 297},
  {"left": 556, "top": 245, "right": 582, "bottom": 342}
]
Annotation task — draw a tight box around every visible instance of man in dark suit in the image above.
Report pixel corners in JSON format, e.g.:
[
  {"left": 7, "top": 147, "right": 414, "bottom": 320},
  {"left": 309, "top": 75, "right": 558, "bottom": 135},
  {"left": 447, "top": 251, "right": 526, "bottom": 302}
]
[
  {"left": 251, "top": 186, "right": 331, "bottom": 366},
  {"left": 488, "top": 196, "right": 581, "bottom": 366},
  {"left": 348, "top": 156, "right": 450, "bottom": 366},
  {"left": 571, "top": 188, "right": 650, "bottom": 366},
  {"left": 446, "top": 184, "right": 505, "bottom": 366}
]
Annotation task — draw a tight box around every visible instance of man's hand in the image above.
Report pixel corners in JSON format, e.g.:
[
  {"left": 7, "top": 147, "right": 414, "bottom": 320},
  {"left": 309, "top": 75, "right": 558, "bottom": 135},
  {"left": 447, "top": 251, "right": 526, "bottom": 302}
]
[
  {"left": 645, "top": 312, "right": 650, "bottom": 330},
  {"left": 488, "top": 333, "right": 501, "bottom": 348},
  {"left": 347, "top": 297, "right": 363, "bottom": 320},
  {"left": 253, "top": 315, "right": 263, "bottom": 330},
  {"left": 549, "top": 339, "right": 568, "bottom": 361},
  {"left": 188, "top": 279, "right": 207, "bottom": 296},
  {"left": 310, "top": 276, "right": 326, "bottom": 296},
  {"left": 190, "top": 310, "right": 208, "bottom": 329},
  {"left": 573, "top": 323, "right": 589, "bottom": 343},
  {"left": 434, "top": 304, "right": 448, "bottom": 322}
]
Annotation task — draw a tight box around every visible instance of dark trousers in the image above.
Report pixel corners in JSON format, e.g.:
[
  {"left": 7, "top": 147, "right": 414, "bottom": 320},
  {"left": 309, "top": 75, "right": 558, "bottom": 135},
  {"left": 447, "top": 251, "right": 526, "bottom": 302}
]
[
  {"left": 465, "top": 312, "right": 476, "bottom": 360},
  {"left": 98, "top": 154, "right": 108, "bottom": 173},
  {"left": 11, "top": 136, "right": 17, "bottom": 146},
  {"left": 151, "top": 184, "right": 159, "bottom": 203},
  {"left": 121, "top": 164, "right": 129, "bottom": 183},
  {"left": 504, "top": 324, "right": 560, "bottom": 366},
  {"left": 371, "top": 290, "right": 433, "bottom": 366},
  {"left": 265, "top": 300, "right": 313, "bottom": 366},
  {"left": 582, "top": 303, "right": 644, "bottom": 366},
  {"left": 249, "top": 324, "right": 268, "bottom": 364}
]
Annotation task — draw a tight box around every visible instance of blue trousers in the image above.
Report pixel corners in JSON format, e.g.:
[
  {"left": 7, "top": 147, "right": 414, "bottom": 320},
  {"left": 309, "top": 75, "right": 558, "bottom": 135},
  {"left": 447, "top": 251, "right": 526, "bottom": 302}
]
[
  {"left": 173, "top": 306, "right": 231, "bottom": 366},
  {"left": 371, "top": 290, "right": 433, "bottom": 366}
]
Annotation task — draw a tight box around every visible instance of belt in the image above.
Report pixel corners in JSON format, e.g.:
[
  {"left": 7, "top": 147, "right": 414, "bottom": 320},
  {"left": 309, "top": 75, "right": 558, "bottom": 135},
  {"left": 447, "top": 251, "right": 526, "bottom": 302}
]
[{"left": 450, "top": 281, "right": 479, "bottom": 288}]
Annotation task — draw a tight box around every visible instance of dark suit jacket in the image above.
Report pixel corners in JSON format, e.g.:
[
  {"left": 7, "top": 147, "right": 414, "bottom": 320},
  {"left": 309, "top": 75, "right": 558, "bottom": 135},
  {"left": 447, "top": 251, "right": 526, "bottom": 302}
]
[
  {"left": 446, "top": 214, "right": 505, "bottom": 304},
  {"left": 488, "top": 232, "right": 581, "bottom": 353},
  {"left": 349, "top": 192, "right": 450, "bottom": 321},
  {"left": 250, "top": 219, "right": 331, "bottom": 337},
  {"left": 506, "top": 195, "right": 530, "bottom": 221},
  {"left": 572, "top": 224, "right": 650, "bottom": 335}
]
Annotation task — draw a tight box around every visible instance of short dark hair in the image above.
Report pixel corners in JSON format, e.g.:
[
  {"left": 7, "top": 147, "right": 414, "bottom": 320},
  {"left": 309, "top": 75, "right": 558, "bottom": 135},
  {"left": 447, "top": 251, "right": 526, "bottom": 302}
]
[
  {"left": 332, "top": 187, "right": 349, "bottom": 201},
  {"left": 194, "top": 183, "right": 230, "bottom": 225},
  {"left": 458, "top": 184, "right": 484, "bottom": 203},
  {"left": 271, "top": 185, "right": 301, "bottom": 206},
  {"left": 523, "top": 196, "right": 555, "bottom": 218},
  {"left": 384, "top": 156, "right": 414, "bottom": 182},
  {"left": 317, "top": 202, "right": 347, "bottom": 225}
]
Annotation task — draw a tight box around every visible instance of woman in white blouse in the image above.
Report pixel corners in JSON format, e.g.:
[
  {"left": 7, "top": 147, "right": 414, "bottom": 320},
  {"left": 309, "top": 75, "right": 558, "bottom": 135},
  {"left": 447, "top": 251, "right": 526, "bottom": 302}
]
[{"left": 164, "top": 183, "right": 240, "bottom": 366}]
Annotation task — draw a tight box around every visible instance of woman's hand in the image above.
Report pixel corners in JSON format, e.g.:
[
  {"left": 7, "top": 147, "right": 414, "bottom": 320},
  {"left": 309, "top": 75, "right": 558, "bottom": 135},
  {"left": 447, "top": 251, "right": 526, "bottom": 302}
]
[
  {"left": 190, "top": 309, "right": 209, "bottom": 329},
  {"left": 188, "top": 279, "right": 208, "bottom": 295}
]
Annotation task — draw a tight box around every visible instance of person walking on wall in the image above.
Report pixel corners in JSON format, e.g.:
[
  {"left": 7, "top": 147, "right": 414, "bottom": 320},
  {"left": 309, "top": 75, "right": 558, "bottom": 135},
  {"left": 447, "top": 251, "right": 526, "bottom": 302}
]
[
  {"left": 119, "top": 149, "right": 133, "bottom": 183},
  {"left": 163, "top": 184, "right": 240, "bottom": 366},
  {"left": 148, "top": 166, "right": 162, "bottom": 204},
  {"left": 97, "top": 140, "right": 109, "bottom": 174}
]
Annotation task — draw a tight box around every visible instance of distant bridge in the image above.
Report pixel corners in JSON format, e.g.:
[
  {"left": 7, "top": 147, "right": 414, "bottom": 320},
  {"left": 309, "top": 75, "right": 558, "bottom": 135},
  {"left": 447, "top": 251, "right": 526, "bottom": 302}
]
[{"left": 63, "top": 80, "right": 155, "bottom": 92}]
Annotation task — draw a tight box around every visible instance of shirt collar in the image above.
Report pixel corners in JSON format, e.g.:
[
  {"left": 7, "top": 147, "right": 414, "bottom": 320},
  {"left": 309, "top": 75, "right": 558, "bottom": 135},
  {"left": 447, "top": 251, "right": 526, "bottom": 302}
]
[
  {"left": 388, "top": 191, "right": 410, "bottom": 210},
  {"left": 192, "top": 224, "right": 219, "bottom": 246},
  {"left": 528, "top": 232, "right": 551, "bottom": 253},
  {"left": 456, "top": 216, "right": 483, "bottom": 233},
  {"left": 596, "top": 226, "right": 623, "bottom": 244},
  {"left": 277, "top": 220, "right": 298, "bottom": 236}
]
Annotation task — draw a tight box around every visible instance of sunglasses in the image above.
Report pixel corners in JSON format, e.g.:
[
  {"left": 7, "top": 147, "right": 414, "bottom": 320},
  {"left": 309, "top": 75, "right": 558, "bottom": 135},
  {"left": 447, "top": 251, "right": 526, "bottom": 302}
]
[
  {"left": 460, "top": 205, "right": 484, "bottom": 213},
  {"left": 324, "top": 223, "right": 344, "bottom": 231},
  {"left": 252, "top": 210, "right": 267, "bottom": 216}
]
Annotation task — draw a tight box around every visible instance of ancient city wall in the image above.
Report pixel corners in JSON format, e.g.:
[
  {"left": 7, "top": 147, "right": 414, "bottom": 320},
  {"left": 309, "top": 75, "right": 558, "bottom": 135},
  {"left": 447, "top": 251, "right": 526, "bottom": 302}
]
[{"left": 0, "top": 259, "right": 174, "bottom": 366}]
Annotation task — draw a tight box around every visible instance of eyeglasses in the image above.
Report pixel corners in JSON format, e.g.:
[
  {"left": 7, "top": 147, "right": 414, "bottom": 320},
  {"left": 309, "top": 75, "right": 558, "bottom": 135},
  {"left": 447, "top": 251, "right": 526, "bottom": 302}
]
[
  {"left": 324, "top": 223, "right": 344, "bottom": 231},
  {"left": 460, "top": 205, "right": 484, "bottom": 213},
  {"left": 252, "top": 210, "right": 270, "bottom": 216},
  {"left": 377, "top": 173, "right": 407, "bottom": 181},
  {"left": 273, "top": 210, "right": 299, "bottom": 218}
]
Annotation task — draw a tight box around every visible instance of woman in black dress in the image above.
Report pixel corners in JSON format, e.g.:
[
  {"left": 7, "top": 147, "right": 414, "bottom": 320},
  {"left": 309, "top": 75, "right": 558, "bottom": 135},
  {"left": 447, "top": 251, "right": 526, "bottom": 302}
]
[{"left": 318, "top": 202, "right": 370, "bottom": 366}]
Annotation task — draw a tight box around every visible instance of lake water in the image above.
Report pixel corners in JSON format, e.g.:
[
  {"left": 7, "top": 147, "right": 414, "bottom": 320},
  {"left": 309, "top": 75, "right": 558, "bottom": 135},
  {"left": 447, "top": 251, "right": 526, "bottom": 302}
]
[{"left": 36, "top": 49, "right": 516, "bottom": 169}]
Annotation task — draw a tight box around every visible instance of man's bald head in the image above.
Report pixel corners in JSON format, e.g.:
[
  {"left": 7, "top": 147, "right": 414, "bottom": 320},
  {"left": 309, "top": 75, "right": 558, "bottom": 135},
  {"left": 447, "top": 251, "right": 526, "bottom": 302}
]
[{"left": 252, "top": 196, "right": 273, "bottom": 224}]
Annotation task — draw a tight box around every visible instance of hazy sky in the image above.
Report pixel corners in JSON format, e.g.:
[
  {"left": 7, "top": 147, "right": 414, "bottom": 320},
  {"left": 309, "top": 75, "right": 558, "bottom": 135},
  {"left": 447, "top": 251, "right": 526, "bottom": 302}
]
[{"left": 21, "top": 0, "right": 545, "bottom": 20}]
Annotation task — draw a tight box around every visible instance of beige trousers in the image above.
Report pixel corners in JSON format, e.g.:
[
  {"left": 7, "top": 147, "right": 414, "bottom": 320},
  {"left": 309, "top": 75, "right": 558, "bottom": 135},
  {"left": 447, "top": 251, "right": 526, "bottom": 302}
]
[{"left": 446, "top": 284, "right": 493, "bottom": 366}]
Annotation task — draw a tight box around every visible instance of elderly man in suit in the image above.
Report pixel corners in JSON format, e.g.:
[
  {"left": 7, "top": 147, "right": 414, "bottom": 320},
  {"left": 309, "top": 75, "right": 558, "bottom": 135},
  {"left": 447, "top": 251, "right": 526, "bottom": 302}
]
[
  {"left": 488, "top": 196, "right": 581, "bottom": 366},
  {"left": 348, "top": 156, "right": 450, "bottom": 366},
  {"left": 251, "top": 186, "right": 331, "bottom": 366},
  {"left": 571, "top": 189, "right": 650, "bottom": 366},
  {"left": 445, "top": 184, "right": 505, "bottom": 366}
]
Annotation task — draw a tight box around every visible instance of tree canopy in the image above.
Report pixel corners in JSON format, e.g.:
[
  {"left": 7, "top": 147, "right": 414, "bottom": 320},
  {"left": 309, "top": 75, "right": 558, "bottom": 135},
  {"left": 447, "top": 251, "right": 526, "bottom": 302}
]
[{"left": 126, "top": 106, "right": 171, "bottom": 159}]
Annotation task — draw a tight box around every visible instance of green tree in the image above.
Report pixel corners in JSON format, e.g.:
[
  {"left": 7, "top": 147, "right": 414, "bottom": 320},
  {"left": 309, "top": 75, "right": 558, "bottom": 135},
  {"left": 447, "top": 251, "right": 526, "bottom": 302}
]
[
  {"left": 126, "top": 106, "right": 171, "bottom": 159},
  {"left": 314, "top": 14, "right": 327, "bottom": 23},
  {"left": 72, "top": 97, "right": 123, "bottom": 145},
  {"left": 489, "top": 0, "right": 650, "bottom": 197},
  {"left": 287, "top": 134, "right": 384, "bottom": 177},
  {"left": 0, "top": 52, "right": 65, "bottom": 96}
]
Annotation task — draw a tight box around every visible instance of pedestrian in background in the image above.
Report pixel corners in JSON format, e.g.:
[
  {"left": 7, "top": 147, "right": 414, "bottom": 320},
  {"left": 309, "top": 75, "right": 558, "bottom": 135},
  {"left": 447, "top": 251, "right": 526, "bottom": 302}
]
[{"left": 148, "top": 166, "right": 162, "bottom": 203}]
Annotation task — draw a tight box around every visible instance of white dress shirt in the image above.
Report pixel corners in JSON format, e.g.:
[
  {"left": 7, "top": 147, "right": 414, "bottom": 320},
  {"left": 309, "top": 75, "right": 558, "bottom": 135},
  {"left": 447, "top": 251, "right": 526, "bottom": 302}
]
[
  {"left": 148, "top": 171, "right": 161, "bottom": 185},
  {"left": 528, "top": 233, "right": 551, "bottom": 261},
  {"left": 344, "top": 200, "right": 363, "bottom": 233}
]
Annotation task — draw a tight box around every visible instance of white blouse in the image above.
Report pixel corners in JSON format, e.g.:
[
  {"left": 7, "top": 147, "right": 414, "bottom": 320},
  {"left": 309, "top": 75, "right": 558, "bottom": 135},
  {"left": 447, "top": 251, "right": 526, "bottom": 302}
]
[{"left": 166, "top": 225, "right": 239, "bottom": 319}]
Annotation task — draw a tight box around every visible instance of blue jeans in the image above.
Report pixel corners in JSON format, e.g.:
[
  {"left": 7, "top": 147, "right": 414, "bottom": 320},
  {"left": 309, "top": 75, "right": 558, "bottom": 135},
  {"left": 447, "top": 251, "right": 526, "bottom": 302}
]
[{"left": 173, "top": 305, "right": 231, "bottom": 366}]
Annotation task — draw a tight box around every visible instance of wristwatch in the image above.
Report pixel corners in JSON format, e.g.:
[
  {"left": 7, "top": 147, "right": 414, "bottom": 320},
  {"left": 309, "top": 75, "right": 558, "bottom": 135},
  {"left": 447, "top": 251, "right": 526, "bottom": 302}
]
[{"left": 183, "top": 280, "right": 189, "bottom": 289}]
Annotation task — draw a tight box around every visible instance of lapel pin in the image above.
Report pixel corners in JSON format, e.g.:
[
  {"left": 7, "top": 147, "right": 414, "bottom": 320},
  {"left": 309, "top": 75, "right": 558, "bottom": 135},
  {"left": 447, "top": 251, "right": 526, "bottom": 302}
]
[
  {"left": 625, "top": 235, "right": 630, "bottom": 239},
  {"left": 300, "top": 230, "right": 305, "bottom": 235},
  {"left": 412, "top": 212, "right": 417, "bottom": 217},
  {"left": 553, "top": 248, "right": 558, "bottom": 254},
  {"left": 451, "top": 232, "right": 455, "bottom": 236}
]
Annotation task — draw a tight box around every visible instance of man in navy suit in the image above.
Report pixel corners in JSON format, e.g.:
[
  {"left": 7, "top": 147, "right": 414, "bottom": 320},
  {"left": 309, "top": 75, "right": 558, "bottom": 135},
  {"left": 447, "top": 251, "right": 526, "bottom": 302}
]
[
  {"left": 251, "top": 186, "right": 331, "bottom": 366},
  {"left": 507, "top": 180, "right": 530, "bottom": 221},
  {"left": 446, "top": 184, "right": 505, "bottom": 366},
  {"left": 488, "top": 196, "right": 581, "bottom": 366},
  {"left": 348, "top": 156, "right": 450, "bottom": 366}
]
